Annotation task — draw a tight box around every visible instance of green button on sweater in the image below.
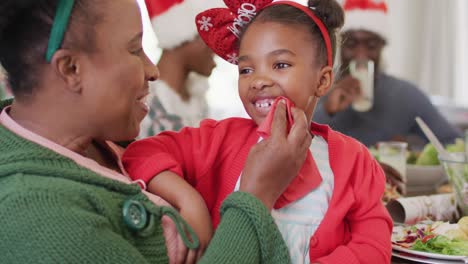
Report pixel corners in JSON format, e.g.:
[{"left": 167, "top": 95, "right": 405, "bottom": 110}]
[{"left": 0, "top": 99, "right": 290, "bottom": 264}]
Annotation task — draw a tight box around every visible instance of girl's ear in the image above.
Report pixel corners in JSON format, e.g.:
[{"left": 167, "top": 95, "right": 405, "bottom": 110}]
[
  {"left": 50, "top": 49, "right": 82, "bottom": 93},
  {"left": 315, "top": 65, "right": 333, "bottom": 97}
]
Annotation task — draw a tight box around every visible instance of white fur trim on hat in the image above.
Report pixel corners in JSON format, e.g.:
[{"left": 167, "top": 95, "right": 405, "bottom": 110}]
[
  {"left": 342, "top": 10, "right": 389, "bottom": 39},
  {"left": 151, "top": 0, "right": 224, "bottom": 49}
]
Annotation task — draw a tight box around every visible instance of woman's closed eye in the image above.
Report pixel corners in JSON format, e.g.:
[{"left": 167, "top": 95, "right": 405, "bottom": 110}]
[{"left": 130, "top": 47, "right": 144, "bottom": 56}]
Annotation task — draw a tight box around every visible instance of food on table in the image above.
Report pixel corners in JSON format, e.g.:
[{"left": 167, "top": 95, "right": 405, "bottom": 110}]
[
  {"left": 415, "top": 143, "right": 439, "bottom": 165},
  {"left": 445, "top": 229, "right": 468, "bottom": 241},
  {"left": 406, "top": 139, "right": 464, "bottom": 166},
  {"left": 379, "top": 162, "right": 404, "bottom": 203},
  {"left": 383, "top": 184, "right": 401, "bottom": 203},
  {"left": 406, "top": 151, "right": 418, "bottom": 165},
  {"left": 441, "top": 158, "right": 468, "bottom": 216},
  {"left": 445, "top": 139, "right": 465, "bottom": 153},
  {"left": 458, "top": 216, "right": 468, "bottom": 235},
  {"left": 371, "top": 140, "right": 466, "bottom": 203},
  {"left": 392, "top": 221, "right": 468, "bottom": 256}
]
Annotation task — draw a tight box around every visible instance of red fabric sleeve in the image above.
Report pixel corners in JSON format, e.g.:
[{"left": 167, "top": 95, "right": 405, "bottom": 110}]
[
  {"left": 123, "top": 118, "right": 259, "bottom": 225},
  {"left": 122, "top": 119, "right": 221, "bottom": 185},
  {"left": 316, "top": 146, "right": 393, "bottom": 264}
]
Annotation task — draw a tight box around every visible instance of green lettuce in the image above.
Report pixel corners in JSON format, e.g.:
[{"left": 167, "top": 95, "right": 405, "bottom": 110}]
[
  {"left": 412, "top": 235, "right": 468, "bottom": 256},
  {"left": 416, "top": 144, "right": 440, "bottom": 165}
]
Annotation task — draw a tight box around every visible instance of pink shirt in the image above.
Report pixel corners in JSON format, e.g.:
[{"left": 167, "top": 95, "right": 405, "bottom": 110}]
[{"left": 0, "top": 106, "right": 179, "bottom": 260}]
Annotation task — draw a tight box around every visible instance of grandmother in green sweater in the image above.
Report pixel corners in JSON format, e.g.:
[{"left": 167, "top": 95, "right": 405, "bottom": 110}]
[{"left": 0, "top": 0, "right": 313, "bottom": 263}]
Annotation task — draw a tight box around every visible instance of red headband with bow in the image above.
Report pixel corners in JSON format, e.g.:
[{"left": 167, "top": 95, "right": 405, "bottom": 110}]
[
  {"left": 195, "top": 0, "right": 333, "bottom": 67},
  {"left": 344, "top": 0, "right": 388, "bottom": 13}
]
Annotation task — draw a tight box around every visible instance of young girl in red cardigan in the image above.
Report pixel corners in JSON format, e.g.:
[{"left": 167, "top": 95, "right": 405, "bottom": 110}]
[{"left": 123, "top": 0, "right": 392, "bottom": 263}]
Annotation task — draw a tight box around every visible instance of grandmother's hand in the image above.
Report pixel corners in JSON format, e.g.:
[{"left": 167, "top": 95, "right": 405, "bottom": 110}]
[{"left": 240, "top": 98, "right": 313, "bottom": 210}]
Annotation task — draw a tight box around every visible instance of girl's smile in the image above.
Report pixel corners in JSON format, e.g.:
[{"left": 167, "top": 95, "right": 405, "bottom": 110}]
[
  {"left": 238, "top": 21, "right": 331, "bottom": 126},
  {"left": 252, "top": 96, "right": 277, "bottom": 117}
]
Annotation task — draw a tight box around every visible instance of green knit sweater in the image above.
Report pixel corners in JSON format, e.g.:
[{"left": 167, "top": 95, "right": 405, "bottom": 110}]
[{"left": 0, "top": 99, "right": 290, "bottom": 263}]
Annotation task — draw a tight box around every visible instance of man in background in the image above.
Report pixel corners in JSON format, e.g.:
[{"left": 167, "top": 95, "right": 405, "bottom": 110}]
[{"left": 313, "top": 0, "right": 461, "bottom": 148}]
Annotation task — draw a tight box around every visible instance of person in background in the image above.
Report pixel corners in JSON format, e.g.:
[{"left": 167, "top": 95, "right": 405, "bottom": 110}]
[
  {"left": 0, "top": 0, "right": 312, "bottom": 263},
  {"left": 313, "top": 0, "right": 461, "bottom": 148},
  {"left": 139, "top": 0, "right": 224, "bottom": 138},
  {"left": 123, "top": 0, "right": 393, "bottom": 263}
]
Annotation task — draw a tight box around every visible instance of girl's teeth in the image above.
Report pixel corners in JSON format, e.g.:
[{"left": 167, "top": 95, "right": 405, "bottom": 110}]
[{"left": 256, "top": 100, "right": 274, "bottom": 108}]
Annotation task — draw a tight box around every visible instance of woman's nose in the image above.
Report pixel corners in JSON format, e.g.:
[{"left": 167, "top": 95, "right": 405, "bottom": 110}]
[{"left": 144, "top": 56, "right": 160, "bottom": 82}]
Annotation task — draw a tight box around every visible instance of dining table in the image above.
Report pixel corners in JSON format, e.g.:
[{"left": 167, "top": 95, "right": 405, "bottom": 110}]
[{"left": 386, "top": 182, "right": 467, "bottom": 264}]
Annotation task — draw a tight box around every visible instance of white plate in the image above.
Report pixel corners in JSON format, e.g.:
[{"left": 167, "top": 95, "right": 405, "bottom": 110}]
[
  {"left": 392, "top": 250, "right": 466, "bottom": 264},
  {"left": 392, "top": 244, "right": 468, "bottom": 261},
  {"left": 392, "top": 225, "right": 468, "bottom": 262}
]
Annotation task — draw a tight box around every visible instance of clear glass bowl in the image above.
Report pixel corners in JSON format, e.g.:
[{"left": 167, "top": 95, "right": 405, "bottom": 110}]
[{"left": 439, "top": 153, "right": 468, "bottom": 216}]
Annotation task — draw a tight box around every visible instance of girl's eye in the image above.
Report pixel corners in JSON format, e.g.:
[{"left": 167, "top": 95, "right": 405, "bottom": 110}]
[
  {"left": 239, "top": 68, "right": 253, "bottom": 75},
  {"left": 274, "top": 63, "right": 290, "bottom": 69}
]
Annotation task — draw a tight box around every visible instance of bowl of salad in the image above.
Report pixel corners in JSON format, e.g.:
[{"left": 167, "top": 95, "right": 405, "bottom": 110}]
[
  {"left": 392, "top": 217, "right": 468, "bottom": 260},
  {"left": 405, "top": 140, "right": 464, "bottom": 196},
  {"left": 371, "top": 140, "right": 464, "bottom": 198},
  {"left": 439, "top": 152, "right": 468, "bottom": 216},
  {"left": 406, "top": 165, "right": 445, "bottom": 193}
]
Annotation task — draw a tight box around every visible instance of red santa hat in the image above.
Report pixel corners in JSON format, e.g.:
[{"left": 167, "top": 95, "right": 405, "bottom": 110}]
[
  {"left": 145, "top": 0, "right": 224, "bottom": 49},
  {"left": 341, "top": 0, "right": 389, "bottom": 40}
]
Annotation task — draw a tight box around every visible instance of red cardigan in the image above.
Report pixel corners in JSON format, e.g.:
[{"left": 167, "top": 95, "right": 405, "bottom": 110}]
[{"left": 123, "top": 118, "right": 392, "bottom": 264}]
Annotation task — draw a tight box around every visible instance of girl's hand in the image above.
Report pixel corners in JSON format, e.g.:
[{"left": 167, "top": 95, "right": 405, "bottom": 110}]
[
  {"left": 177, "top": 202, "right": 213, "bottom": 264},
  {"left": 240, "top": 97, "right": 313, "bottom": 210},
  {"left": 148, "top": 172, "right": 212, "bottom": 264}
]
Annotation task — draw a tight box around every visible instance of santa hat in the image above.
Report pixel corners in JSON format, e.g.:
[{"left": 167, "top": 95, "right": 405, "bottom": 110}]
[
  {"left": 341, "top": 0, "right": 389, "bottom": 40},
  {"left": 145, "top": 0, "right": 224, "bottom": 49}
]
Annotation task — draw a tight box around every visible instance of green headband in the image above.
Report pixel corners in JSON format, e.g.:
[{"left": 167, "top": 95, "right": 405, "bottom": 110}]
[{"left": 46, "top": 0, "right": 75, "bottom": 62}]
